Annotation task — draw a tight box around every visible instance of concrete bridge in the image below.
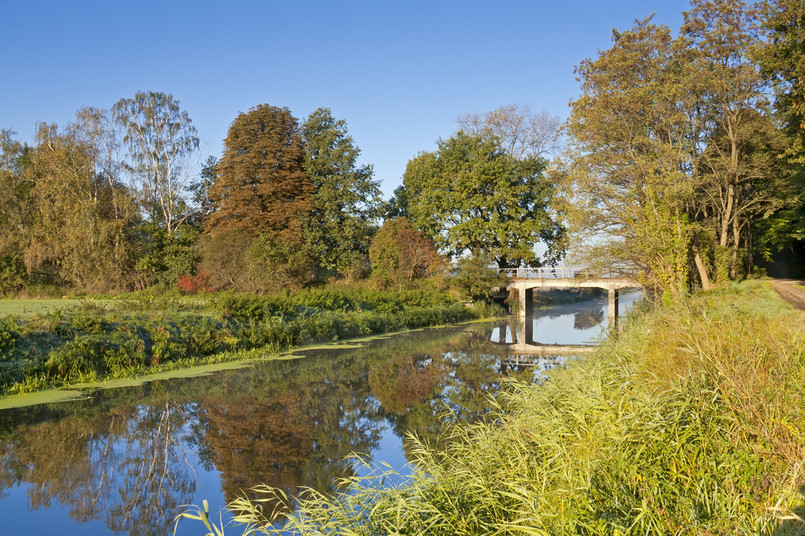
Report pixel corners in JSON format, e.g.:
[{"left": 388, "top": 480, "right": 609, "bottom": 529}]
[{"left": 500, "top": 267, "right": 641, "bottom": 328}]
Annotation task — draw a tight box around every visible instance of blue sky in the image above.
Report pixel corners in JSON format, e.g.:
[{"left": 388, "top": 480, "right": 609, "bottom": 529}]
[{"left": 2, "top": 0, "right": 692, "bottom": 197}]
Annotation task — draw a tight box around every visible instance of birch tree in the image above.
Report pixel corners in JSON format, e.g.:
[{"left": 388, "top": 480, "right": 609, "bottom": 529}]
[{"left": 113, "top": 91, "right": 200, "bottom": 238}]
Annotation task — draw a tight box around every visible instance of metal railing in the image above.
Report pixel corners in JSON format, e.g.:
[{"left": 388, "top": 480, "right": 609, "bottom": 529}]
[{"left": 498, "top": 267, "right": 576, "bottom": 279}]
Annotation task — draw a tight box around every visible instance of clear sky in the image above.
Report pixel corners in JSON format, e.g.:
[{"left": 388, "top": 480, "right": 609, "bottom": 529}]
[{"left": 2, "top": 0, "right": 692, "bottom": 197}]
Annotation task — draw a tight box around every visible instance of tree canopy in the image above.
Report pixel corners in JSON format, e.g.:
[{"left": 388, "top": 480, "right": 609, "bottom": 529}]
[
  {"left": 302, "top": 108, "right": 382, "bottom": 279},
  {"left": 404, "top": 131, "right": 563, "bottom": 268},
  {"left": 563, "top": 0, "right": 790, "bottom": 298},
  {"left": 206, "top": 104, "right": 314, "bottom": 243}
]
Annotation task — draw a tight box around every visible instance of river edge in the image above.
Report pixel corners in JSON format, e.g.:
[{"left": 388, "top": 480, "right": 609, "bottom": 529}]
[
  {"left": 207, "top": 280, "right": 805, "bottom": 535},
  {"left": 0, "top": 316, "right": 503, "bottom": 410}
]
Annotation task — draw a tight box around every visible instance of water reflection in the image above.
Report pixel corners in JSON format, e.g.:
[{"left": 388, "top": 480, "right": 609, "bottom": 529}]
[{"left": 0, "top": 298, "right": 639, "bottom": 535}]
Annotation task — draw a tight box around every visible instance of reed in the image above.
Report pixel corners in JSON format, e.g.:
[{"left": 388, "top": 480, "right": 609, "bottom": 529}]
[{"left": 181, "top": 281, "right": 805, "bottom": 535}]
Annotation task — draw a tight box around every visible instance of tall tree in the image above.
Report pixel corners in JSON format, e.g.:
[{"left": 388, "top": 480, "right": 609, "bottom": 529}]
[
  {"left": 0, "top": 130, "right": 33, "bottom": 291},
  {"left": 27, "top": 120, "right": 136, "bottom": 290},
  {"left": 404, "top": 131, "right": 563, "bottom": 268},
  {"left": 206, "top": 104, "right": 314, "bottom": 243},
  {"left": 457, "top": 104, "right": 562, "bottom": 159},
  {"left": 754, "top": 0, "right": 805, "bottom": 263},
  {"left": 564, "top": 2, "right": 786, "bottom": 298},
  {"left": 564, "top": 18, "right": 697, "bottom": 298},
  {"left": 113, "top": 91, "right": 200, "bottom": 238},
  {"left": 302, "top": 108, "right": 381, "bottom": 279},
  {"left": 683, "top": 0, "right": 784, "bottom": 280}
]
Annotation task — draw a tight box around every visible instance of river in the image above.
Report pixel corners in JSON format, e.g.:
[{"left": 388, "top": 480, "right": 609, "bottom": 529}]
[{"left": 0, "top": 291, "right": 640, "bottom": 535}]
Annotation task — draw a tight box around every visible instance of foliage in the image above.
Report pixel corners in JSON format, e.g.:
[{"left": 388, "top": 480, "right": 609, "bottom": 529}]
[
  {"left": 177, "top": 270, "right": 213, "bottom": 294},
  {"left": 369, "top": 218, "right": 442, "bottom": 288},
  {"left": 201, "top": 281, "right": 805, "bottom": 535},
  {"left": 0, "top": 287, "right": 475, "bottom": 395},
  {"left": 450, "top": 250, "right": 507, "bottom": 302},
  {"left": 405, "top": 130, "right": 564, "bottom": 268},
  {"left": 563, "top": 2, "right": 787, "bottom": 298},
  {"left": 206, "top": 104, "right": 313, "bottom": 243},
  {"left": 382, "top": 184, "right": 409, "bottom": 220},
  {"left": 302, "top": 108, "right": 382, "bottom": 279},
  {"left": 754, "top": 0, "right": 805, "bottom": 257},
  {"left": 0, "top": 130, "right": 34, "bottom": 293},
  {"left": 113, "top": 91, "right": 200, "bottom": 237},
  {"left": 27, "top": 120, "right": 137, "bottom": 291}
]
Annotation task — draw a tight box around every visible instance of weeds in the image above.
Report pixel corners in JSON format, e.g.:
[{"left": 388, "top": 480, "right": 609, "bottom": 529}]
[
  {"left": 0, "top": 287, "right": 479, "bottom": 395},
  {"left": 179, "top": 281, "right": 805, "bottom": 535}
]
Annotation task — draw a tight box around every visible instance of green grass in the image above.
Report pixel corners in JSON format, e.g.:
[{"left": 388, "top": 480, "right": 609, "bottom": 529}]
[
  {"left": 0, "top": 298, "right": 117, "bottom": 317},
  {"left": 183, "top": 280, "right": 805, "bottom": 535},
  {"left": 0, "top": 287, "right": 486, "bottom": 396}
]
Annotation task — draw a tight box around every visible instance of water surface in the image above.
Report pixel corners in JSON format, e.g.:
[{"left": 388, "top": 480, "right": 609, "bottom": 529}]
[{"left": 0, "top": 293, "right": 639, "bottom": 534}]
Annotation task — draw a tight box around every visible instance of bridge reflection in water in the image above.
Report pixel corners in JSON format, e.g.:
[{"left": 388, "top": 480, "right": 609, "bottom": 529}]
[{"left": 489, "top": 317, "right": 598, "bottom": 369}]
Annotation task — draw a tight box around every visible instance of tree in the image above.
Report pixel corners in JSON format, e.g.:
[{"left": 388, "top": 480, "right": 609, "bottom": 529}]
[
  {"left": 369, "top": 218, "right": 442, "bottom": 288},
  {"left": 754, "top": 0, "right": 805, "bottom": 266},
  {"left": 27, "top": 121, "right": 136, "bottom": 290},
  {"left": 404, "top": 131, "right": 563, "bottom": 268},
  {"left": 302, "top": 108, "right": 382, "bottom": 279},
  {"left": 564, "top": 17, "right": 698, "bottom": 299},
  {"left": 457, "top": 104, "right": 562, "bottom": 159},
  {"left": 563, "top": 2, "right": 786, "bottom": 298},
  {"left": 113, "top": 91, "right": 200, "bottom": 238},
  {"left": 382, "top": 184, "right": 409, "bottom": 220},
  {"left": 206, "top": 104, "right": 314, "bottom": 243},
  {"left": 682, "top": 0, "right": 785, "bottom": 280},
  {"left": 188, "top": 155, "right": 218, "bottom": 227},
  {"left": 759, "top": 0, "right": 805, "bottom": 157},
  {"left": 0, "top": 130, "right": 33, "bottom": 292}
]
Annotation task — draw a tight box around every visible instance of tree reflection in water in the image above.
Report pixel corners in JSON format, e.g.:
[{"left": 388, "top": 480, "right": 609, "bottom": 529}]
[{"left": 0, "top": 321, "right": 568, "bottom": 535}]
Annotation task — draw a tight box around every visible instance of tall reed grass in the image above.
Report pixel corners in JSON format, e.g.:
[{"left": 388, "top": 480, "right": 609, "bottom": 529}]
[{"left": 181, "top": 281, "right": 805, "bottom": 535}]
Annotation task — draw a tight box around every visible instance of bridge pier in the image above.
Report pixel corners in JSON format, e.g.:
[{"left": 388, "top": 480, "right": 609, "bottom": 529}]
[
  {"left": 517, "top": 286, "right": 534, "bottom": 317},
  {"left": 608, "top": 287, "right": 619, "bottom": 331}
]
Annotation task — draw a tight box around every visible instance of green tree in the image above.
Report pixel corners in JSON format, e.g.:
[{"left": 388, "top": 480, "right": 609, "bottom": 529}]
[
  {"left": 206, "top": 104, "right": 313, "bottom": 242},
  {"left": 369, "top": 218, "right": 442, "bottom": 288},
  {"left": 113, "top": 91, "right": 200, "bottom": 237},
  {"left": 404, "top": 131, "right": 563, "bottom": 268},
  {"left": 27, "top": 121, "right": 137, "bottom": 290},
  {"left": 188, "top": 155, "right": 217, "bottom": 227},
  {"left": 382, "top": 184, "right": 409, "bottom": 220},
  {"left": 682, "top": 0, "right": 786, "bottom": 280},
  {"left": 564, "top": 2, "right": 786, "bottom": 298},
  {"left": 302, "top": 108, "right": 381, "bottom": 279},
  {"left": 564, "top": 18, "right": 698, "bottom": 299},
  {"left": 450, "top": 250, "right": 507, "bottom": 303},
  {"left": 754, "top": 0, "right": 805, "bottom": 264},
  {"left": 0, "top": 130, "right": 33, "bottom": 292}
]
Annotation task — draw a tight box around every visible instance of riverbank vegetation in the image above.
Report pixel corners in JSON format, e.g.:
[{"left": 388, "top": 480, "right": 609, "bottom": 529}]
[
  {"left": 0, "top": 287, "right": 485, "bottom": 396},
  {"left": 186, "top": 281, "right": 804, "bottom": 535}
]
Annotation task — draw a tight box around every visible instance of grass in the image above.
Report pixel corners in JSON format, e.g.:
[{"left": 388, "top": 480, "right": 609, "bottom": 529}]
[
  {"left": 0, "top": 298, "right": 117, "bottom": 317},
  {"left": 180, "top": 280, "right": 805, "bottom": 535},
  {"left": 0, "top": 287, "right": 489, "bottom": 396}
]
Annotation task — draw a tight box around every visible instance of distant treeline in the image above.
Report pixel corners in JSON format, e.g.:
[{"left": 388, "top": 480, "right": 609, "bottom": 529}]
[{"left": 1, "top": 0, "right": 804, "bottom": 301}]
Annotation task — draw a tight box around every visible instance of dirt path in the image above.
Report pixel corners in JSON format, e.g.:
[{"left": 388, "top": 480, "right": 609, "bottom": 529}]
[{"left": 770, "top": 279, "right": 805, "bottom": 310}]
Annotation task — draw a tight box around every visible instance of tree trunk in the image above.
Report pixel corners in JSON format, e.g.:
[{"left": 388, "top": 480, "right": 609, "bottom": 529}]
[{"left": 692, "top": 245, "right": 713, "bottom": 290}]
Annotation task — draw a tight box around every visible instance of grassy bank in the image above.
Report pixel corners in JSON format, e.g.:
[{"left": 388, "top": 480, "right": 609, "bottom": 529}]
[
  {"left": 197, "top": 281, "right": 805, "bottom": 535},
  {"left": 0, "top": 288, "right": 486, "bottom": 396}
]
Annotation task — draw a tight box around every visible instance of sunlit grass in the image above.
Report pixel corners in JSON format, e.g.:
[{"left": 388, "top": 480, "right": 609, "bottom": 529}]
[{"left": 178, "top": 281, "right": 805, "bottom": 535}]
